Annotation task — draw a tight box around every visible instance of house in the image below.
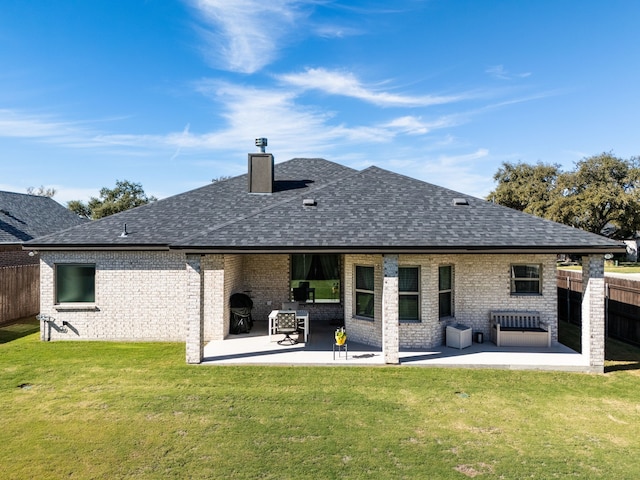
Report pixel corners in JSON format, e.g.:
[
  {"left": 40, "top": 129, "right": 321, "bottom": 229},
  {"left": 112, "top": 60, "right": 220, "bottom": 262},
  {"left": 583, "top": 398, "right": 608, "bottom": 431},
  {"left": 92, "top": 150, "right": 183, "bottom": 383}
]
[
  {"left": 25, "top": 150, "right": 625, "bottom": 372},
  {"left": 623, "top": 239, "right": 639, "bottom": 262},
  {"left": 0, "top": 191, "right": 86, "bottom": 323}
]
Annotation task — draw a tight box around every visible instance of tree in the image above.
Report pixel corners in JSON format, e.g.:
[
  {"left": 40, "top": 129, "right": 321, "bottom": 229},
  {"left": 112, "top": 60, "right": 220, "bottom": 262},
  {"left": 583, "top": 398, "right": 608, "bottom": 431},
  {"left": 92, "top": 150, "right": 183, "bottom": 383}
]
[
  {"left": 211, "top": 175, "right": 232, "bottom": 183},
  {"left": 67, "top": 200, "right": 92, "bottom": 219},
  {"left": 67, "top": 180, "right": 157, "bottom": 220},
  {"left": 488, "top": 153, "right": 640, "bottom": 238},
  {"left": 486, "top": 161, "right": 561, "bottom": 218},
  {"left": 26, "top": 185, "right": 57, "bottom": 197},
  {"left": 548, "top": 153, "right": 640, "bottom": 238}
]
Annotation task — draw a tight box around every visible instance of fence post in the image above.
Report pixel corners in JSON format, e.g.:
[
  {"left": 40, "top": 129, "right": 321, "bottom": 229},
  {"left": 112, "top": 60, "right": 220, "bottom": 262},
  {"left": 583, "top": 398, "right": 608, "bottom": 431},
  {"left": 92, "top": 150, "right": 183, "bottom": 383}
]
[{"left": 566, "top": 276, "right": 571, "bottom": 323}]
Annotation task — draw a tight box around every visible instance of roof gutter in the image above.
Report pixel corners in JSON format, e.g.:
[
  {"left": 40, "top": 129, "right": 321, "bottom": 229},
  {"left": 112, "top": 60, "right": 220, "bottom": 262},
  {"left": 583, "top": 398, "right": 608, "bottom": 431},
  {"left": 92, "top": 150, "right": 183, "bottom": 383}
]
[
  {"left": 172, "top": 245, "right": 626, "bottom": 255},
  {"left": 22, "top": 242, "right": 626, "bottom": 256},
  {"left": 21, "top": 244, "right": 171, "bottom": 252}
]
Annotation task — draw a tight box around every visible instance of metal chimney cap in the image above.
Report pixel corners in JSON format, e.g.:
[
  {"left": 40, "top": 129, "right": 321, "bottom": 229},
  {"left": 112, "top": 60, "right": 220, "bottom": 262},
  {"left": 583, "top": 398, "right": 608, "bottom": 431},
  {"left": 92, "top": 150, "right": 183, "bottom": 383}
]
[{"left": 255, "top": 138, "right": 268, "bottom": 153}]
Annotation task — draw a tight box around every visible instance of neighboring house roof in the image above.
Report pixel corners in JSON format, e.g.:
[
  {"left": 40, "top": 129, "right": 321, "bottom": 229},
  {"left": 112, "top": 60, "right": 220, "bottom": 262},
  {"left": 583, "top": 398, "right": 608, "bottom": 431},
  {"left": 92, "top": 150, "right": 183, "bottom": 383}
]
[
  {"left": 0, "top": 191, "right": 87, "bottom": 244},
  {"left": 25, "top": 158, "right": 625, "bottom": 254}
]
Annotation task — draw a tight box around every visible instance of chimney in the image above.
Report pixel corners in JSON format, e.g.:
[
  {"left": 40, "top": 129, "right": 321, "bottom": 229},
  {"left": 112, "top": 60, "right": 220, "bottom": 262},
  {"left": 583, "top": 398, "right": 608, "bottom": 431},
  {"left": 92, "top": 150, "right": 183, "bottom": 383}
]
[{"left": 248, "top": 138, "right": 274, "bottom": 194}]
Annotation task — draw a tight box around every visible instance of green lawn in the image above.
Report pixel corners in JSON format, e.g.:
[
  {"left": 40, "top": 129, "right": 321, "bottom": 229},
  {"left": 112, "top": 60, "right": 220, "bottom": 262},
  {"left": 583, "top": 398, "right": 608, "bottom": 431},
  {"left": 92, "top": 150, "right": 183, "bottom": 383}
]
[
  {"left": 290, "top": 279, "right": 341, "bottom": 302},
  {"left": 559, "top": 262, "right": 640, "bottom": 274},
  {"left": 2, "top": 318, "right": 640, "bottom": 479}
]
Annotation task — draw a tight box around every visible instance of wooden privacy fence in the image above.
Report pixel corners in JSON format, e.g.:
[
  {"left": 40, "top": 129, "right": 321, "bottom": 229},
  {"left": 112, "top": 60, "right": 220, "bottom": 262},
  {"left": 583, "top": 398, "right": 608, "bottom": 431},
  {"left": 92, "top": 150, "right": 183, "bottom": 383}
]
[
  {"left": 0, "top": 264, "right": 39, "bottom": 325},
  {"left": 557, "top": 270, "right": 640, "bottom": 347}
]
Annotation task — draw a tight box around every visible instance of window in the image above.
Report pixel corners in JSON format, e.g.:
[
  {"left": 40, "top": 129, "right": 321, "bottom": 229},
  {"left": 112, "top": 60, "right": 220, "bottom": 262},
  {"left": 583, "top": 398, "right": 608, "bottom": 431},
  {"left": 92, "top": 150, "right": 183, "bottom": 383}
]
[
  {"left": 55, "top": 264, "right": 96, "bottom": 303},
  {"left": 399, "top": 267, "right": 419, "bottom": 321},
  {"left": 438, "top": 265, "right": 453, "bottom": 318},
  {"left": 290, "top": 254, "right": 340, "bottom": 303},
  {"left": 511, "top": 264, "right": 541, "bottom": 294},
  {"left": 355, "top": 265, "right": 374, "bottom": 318}
]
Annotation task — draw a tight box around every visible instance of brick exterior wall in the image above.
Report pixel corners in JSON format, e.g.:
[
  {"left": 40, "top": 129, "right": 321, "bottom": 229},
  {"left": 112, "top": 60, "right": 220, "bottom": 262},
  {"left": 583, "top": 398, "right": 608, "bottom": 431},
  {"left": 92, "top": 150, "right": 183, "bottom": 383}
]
[
  {"left": 239, "top": 254, "right": 343, "bottom": 323},
  {"left": 241, "top": 254, "right": 290, "bottom": 322},
  {"left": 0, "top": 245, "right": 39, "bottom": 267},
  {"left": 345, "top": 253, "right": 558, "bottom": 350},
  {"left": 39, "top": 251, "right": 345, "bottom": 346},
  {"left": 581, "top": 254, "right": 605, "bottom": 373},
  {"left": 382, "top": 255, "right": 399, "bottom": 364},
  {"left": 186, "top": 255, "right": 203, "bottom": 363},
  {"left": 343, "top": 254, "right": 384, "bottom": 347},
  {"left": 39, "top": 251, "right": 188, "bottom": 341},
  {"left": 201, "top": 254, "right": 229, "bottom": 341},
  {"left": 38, "top": 250, "right": 559, "bottom": 356}
]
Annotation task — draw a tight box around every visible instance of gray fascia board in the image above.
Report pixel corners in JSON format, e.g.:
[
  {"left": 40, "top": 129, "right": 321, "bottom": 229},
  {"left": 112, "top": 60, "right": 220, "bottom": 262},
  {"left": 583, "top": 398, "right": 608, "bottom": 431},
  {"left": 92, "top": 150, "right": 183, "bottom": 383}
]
[
  {"left": 172, "top": 244, "right": 626, "bottom": 255},
  {"left": 22, "top": 244, "right": 171, "bottom": 252}
]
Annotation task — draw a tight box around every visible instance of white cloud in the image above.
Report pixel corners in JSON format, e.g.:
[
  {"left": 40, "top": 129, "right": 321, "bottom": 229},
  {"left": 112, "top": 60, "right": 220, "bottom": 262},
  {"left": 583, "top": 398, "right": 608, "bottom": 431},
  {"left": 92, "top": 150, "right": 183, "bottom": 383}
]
[
  {"left": 381, "top": 148, "right": 495, "bottom": 199},
  {"left": 0, "top": 109, "right": 80, "bottom": 138},
  {"left": 189, "top": 81, "right": 468, "bottom": 156},
  {"left": 169, "top": 123, "right": 191, "bottom": 161},
  {"left": 188, "top": 0, "right": 316, "bottom": 73},
  {"left": 0, "top": 109, "right": 154, "bottom": 153},
  {"left": 278, "top": 68, "right": 469, "bottom": 107},
  {"left": 486, "top": 65, "right": 532, "bottom": 81},
  {"left": 382, "top": 115, "right": 459, "bottom": 135},
  {"left": 437, "top": 148, "right": 490, "bottom": 165},
  {"left": 0, "top": 78, "right": 467, "bottom": 169},
  {"left": 51, "top": 186, "right": 101, "bottom": 205},
  {"left": 0, "top": 183, "right": 28, "bottom": 195},
  {"left": 0, "top": 182, "right": 98, "bottom": 205},
  {"left": 313, "top": 24, "right": 362, "bottom": 38},
  {"left": 191, "top": 81, "right": 337, "bottom": 152}
]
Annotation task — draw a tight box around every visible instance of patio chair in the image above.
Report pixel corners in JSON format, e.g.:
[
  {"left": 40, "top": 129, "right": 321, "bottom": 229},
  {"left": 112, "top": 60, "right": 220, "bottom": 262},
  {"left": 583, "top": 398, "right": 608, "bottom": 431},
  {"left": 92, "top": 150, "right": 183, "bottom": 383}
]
[
  {"left": 229, "top": 293, "right": 253, "bottom": 334},
  {"left": 282, "top": 302, "right": 306, "bottom": 341},
  {"left": 292, "top": 281, "right": 315, "bottom": 303},
  {"left": 275, "top": 310, "right": 298, "bottom": 345}
]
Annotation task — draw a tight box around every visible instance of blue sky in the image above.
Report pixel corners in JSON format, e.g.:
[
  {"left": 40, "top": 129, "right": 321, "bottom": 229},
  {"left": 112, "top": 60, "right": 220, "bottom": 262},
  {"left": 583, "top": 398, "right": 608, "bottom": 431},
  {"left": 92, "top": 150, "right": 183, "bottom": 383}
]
[{"left": 2, "top": 0, "right": 639, "bottom": 204}]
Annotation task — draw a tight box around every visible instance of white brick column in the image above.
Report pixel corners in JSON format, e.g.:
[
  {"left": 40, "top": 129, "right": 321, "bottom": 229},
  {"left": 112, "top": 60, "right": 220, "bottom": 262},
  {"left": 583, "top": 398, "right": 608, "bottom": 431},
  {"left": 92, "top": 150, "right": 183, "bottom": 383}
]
[
  {"left": 186, "top": 255, "right": 204, "bottom": 364},
  {"left": 382, "top": 254, "right": 399, "bottom": 364},
  {"left": 581, "top": 255, "right": 605, "bottom": 373}
]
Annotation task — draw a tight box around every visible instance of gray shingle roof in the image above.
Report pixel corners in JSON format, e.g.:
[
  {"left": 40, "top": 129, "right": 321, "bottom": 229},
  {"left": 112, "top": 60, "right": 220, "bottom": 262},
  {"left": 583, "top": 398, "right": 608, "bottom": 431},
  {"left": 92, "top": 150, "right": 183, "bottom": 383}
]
[
  {"left": 25, "top": 158, "right": 625, "bottom": 254},
  {"left": 0, "top": 191, "right": 87, "bottom": 244}
]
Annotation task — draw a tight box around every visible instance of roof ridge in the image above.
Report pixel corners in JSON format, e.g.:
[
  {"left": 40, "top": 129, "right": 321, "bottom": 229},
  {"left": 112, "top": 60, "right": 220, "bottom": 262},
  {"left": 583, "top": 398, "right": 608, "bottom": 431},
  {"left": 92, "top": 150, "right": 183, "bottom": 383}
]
[{"left": 172, "top": 165, "right": 363, "bottom": 245}]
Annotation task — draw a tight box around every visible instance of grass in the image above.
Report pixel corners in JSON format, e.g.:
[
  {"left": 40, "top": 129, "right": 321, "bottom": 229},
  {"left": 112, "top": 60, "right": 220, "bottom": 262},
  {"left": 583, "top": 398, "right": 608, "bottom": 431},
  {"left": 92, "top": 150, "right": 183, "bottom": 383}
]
[
  {"left": 291, "top": 279, "right": 341, "bottom": 302},
  {"left": 2, "top": 318, "right": 640, "bottom": 479},
  {"left": 559, "top": 262, "right": 640, "bottom": 274}
]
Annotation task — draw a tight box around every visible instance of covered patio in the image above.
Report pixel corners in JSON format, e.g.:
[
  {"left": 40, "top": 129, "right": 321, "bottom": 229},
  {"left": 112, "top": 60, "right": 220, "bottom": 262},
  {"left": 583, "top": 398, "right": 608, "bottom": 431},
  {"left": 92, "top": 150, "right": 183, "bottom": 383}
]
[{"left": 202, "top": 320, "right": 589, "bottom": 371}]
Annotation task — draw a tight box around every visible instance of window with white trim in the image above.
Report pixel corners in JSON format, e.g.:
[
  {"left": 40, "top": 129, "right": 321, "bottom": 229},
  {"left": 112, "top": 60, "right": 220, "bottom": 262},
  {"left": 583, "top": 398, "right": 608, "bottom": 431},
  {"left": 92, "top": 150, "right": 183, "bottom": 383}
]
[
  {"left": 354, "top": 265, "right": 374, "bottom": 318},
  {"left": 399, "top": 266, "right": 419, "bottom": 321},
  {"left": 510, "top": 264, "right": 542, "bottom": 294}
]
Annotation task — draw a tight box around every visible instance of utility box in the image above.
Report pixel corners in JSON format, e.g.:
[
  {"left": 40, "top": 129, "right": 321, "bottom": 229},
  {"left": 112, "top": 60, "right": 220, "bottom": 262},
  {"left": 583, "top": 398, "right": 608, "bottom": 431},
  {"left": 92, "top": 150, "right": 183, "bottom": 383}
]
[{"left": 446, "top": 324, "right": 472, "bottom": 349}]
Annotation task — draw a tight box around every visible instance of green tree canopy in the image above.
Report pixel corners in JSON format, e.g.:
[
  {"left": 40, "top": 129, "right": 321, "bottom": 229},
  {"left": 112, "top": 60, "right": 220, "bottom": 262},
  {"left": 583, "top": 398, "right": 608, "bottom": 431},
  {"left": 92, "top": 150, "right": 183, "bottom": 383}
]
[
  {"left": 487, "top": 153, "right": 640, "bottom": 239},
  {"left": 66, "top": 200, "right": 92, "bottom": 219},
  {"left": 486, "top": 161, "right": 561, "bottom": 218},
  {"left": 67, "top": 180, "right": 157, "bottom": 220},
  {"left": 549, "top": 153, "right": 640, "bottom": 238}
]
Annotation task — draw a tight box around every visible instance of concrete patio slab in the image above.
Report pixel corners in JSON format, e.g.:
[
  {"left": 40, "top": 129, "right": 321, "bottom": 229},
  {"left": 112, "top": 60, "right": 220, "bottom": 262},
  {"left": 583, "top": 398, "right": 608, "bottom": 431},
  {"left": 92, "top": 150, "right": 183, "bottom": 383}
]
[{"left": 202, "top": 321, "right": 590, "bottom": 372}]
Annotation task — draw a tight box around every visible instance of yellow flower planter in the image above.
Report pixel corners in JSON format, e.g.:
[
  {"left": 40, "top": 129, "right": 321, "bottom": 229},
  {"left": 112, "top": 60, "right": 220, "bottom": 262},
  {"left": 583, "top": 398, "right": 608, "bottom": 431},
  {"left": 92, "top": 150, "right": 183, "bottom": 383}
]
[{"left": 335, "top": 327, "right": 347, "bottom": 345}]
